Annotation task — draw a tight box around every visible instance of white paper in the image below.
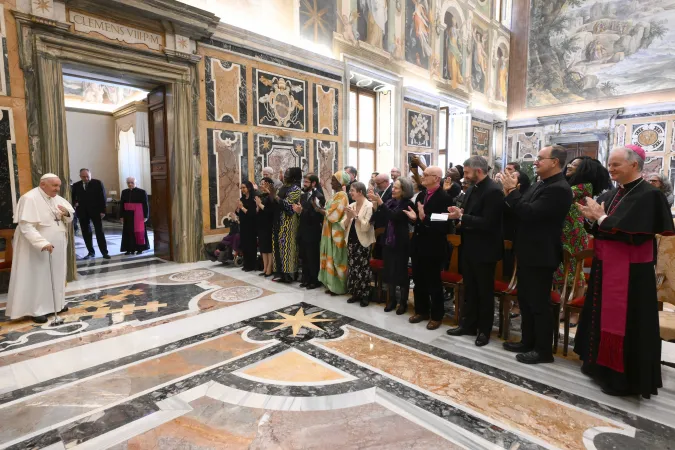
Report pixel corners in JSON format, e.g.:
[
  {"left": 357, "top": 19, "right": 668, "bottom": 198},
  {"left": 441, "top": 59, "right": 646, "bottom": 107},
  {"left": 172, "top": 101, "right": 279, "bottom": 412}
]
[{"left": 430, "top": 213, "right": 449, "bottom": 221}]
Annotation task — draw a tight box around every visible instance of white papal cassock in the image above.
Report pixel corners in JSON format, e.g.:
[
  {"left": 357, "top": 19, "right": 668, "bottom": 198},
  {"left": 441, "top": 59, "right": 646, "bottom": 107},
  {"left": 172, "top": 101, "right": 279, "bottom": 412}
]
[{"left": 6, "top": 187, "right": 75, "bottom": 319}]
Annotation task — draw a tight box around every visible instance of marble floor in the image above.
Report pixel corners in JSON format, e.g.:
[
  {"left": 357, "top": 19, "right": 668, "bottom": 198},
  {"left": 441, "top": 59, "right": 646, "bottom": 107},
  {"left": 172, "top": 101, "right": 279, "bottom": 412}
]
[
  {"left": 0, "top": 259, "right": 674, "bottom": 449},
  {"left": 74, "top": 222, "right": 155, "bottom": 260}
]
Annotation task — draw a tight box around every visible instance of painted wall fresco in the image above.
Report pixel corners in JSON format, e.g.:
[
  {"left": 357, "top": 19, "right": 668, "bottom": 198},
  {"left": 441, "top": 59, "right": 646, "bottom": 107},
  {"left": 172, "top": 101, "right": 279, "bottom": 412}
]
[
  {"left": 299, "top": 0, "right": 337, "bottom": 47},
  {"left": 405, "top": 0, "right": 432, "bottom": 69},
  {"left": 63, "top": 76, "right": 147, "bottom": 112},
  {"left": 470, "top": 21, "right": 489, "bottom": 96},
  {"left": 526, "top": 0, "right": 675, "bottom": 107},
  {"left": 442, "top": 10, "right": 466, "bottom": 90}
]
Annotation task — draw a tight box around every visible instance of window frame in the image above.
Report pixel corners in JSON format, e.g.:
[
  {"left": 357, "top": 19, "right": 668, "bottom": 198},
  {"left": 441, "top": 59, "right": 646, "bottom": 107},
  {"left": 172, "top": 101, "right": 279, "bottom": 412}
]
[
  {"left": 439, "top": 106, "right": 449, "bottom": 170},
  {"left": 349, "top": 86, "right": 377, "bottom": 176}
]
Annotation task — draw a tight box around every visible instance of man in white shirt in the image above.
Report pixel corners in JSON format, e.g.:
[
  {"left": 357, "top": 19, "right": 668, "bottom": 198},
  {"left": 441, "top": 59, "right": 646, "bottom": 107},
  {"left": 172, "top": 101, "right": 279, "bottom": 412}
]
[{"left": 6, "top": 174, "right": 75, "bottom": 323}]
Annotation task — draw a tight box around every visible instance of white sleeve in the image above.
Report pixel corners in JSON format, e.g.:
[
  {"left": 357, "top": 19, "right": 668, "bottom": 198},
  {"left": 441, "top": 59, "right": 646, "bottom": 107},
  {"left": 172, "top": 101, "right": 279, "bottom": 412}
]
[{"left": 18, "top": 221, "right": 50, "bottom": 251}]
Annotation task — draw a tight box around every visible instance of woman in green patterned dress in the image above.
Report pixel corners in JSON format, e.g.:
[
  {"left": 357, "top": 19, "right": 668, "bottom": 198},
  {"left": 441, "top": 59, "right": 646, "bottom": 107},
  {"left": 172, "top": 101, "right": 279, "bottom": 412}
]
[
  {"left": 317, "top": 171, "right": 350, "bottom": 295},
  {"left": 272, "top": 167, "right": 303, "bottom": 284}
]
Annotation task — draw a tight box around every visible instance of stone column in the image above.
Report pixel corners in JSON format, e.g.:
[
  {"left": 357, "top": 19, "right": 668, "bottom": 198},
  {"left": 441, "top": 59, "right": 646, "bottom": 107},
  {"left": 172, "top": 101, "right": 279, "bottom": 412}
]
[
  {"left": 170, "top": 72, "right": 203, "bottom": 263},
  {"left": 36, "top": 52, "right": 76, "bottom": 281}
]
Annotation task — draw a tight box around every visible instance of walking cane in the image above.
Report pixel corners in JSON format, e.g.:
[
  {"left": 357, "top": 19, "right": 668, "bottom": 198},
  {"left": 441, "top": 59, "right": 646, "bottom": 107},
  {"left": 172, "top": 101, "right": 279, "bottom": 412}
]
[{"left": 48, "top": 252, "right": 64, "bottom": 327}]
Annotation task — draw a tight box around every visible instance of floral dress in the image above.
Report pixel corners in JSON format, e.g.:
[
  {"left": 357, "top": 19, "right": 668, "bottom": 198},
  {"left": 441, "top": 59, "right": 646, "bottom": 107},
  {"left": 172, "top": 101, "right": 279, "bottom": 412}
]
[
  {"left": 318, "top": 191, "right": 349, "bottom": 294},
  {"left": 553, "top": 183, "right": 592, "bottom": 286}
]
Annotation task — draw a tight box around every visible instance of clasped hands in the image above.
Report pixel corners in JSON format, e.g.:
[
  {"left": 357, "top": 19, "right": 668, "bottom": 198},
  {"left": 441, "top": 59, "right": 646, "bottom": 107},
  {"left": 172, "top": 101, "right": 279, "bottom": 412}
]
[
  {"left": 495, "top": 171, "right": 518, "bottom": 194},
  {"left": 366, "top": 189, "right": 382, "bottom": 206},
  {"left": 447, "top": 206, "right": 463, "bottom": 220},
  {"left": 403, "top": 202, "right": 425, "bottom": 221},
  {"left": 577, "top": 197, "right": 605, "bottom": 222}
]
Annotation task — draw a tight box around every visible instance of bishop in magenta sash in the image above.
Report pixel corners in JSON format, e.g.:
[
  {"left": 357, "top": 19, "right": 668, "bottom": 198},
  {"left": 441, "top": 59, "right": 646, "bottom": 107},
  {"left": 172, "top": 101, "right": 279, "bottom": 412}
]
[
  {"left": 119, "top": 177, "right": 150, "bottom": 255},
  {"left": 575, "top": 145, "right": 674, "bottom": 398}
]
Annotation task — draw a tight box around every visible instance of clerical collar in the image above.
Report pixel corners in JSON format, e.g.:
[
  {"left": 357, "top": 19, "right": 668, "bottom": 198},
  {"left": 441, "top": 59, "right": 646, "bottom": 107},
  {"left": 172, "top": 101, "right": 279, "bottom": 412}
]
[
  {"left": 475, "top": 176, "right": 488, "bottom": 187},
  {"left": 620, "top": 177, "right": 642, "bottom": 189}
]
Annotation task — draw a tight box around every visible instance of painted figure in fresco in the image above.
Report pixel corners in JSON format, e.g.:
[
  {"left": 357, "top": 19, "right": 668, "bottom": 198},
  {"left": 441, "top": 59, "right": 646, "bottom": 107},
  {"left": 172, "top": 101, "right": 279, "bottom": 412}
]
[
  {"left": 406, "top": 0, "right": 431, "bottom": 67},
  {"left": 443, "top": 13, "right": 464, "bottom": 89},
  {"left": 358, "top": 0, "right": 388, "bottom": 49},
  {"left": 471, "top": 30, "right": 488, "bottom": 93},
  {"left": 496, "top": 47, "right": 509, "bottom": 102},
  {"left": 339, "top": 11, "right": 360, "bottom": 45}
]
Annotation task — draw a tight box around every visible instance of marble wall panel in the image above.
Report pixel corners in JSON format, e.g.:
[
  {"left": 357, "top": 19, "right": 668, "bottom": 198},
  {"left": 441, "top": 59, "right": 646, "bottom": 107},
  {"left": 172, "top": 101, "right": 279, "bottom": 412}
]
[
  {"left": 254, "top": 134, "right": 308, "bottom": 185},
  {"left": 515, "top": 132, "right": 540, "bottom": 160},
  {"left": 314, "top": 140, "right": 338, "bottom": 198},
  {"left": 0, "top": 7, "right": 10, "bottom": 97},
  {"left": 253, "top": 68, "right": 307, "bottom": 131},
  {"left": 205, "top": 56, "right": 247, "bottom": 124},
  {"left": 313, "top": 84, "right": 338, "bottom": 136},
  {"left": 631, "top": 122, "right": 667, "bottom": 153},
  {"left": 642, "top": 156, "right": 663, "bottom": 177},
  {"left": 208, "top": 129, "right": 248, "bottom": 230},
  {"left": 0, "top": 107, "right": 18, "bottom": 229}
]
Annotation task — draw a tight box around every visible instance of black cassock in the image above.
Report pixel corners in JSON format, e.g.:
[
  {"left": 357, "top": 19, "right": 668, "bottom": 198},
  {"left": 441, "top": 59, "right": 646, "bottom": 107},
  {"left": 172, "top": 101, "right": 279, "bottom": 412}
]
[
  {"left": 574, "top": 178, "right": 674, "bottom": 398},
  {"left": 120, "top": 188, "right": 150, "bottom": 252}
]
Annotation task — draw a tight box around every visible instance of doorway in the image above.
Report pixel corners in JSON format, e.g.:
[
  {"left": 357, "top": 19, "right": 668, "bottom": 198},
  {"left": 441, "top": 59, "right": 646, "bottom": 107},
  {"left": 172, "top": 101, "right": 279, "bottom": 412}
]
[
  {"left": 63, "top": 70, "right": 171, "bottom": 263},
  {"left": 558, "top": 141, "right": 599, "bottom": 161}
]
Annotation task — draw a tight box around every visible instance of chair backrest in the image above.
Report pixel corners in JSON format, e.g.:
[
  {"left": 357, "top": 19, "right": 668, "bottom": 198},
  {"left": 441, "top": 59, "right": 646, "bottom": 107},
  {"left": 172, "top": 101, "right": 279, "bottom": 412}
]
[
  {"left": 501, "top": 240, "right": 517, "bottom": 291},
  {"left": 562, "top": 248, "right": 594, "bottom": 306},
  {"left": 0, "top": 229, "right": 14, "bottom": 271},
  {"left": 447, "top": 234, "right": 461, "bottom": 274}
]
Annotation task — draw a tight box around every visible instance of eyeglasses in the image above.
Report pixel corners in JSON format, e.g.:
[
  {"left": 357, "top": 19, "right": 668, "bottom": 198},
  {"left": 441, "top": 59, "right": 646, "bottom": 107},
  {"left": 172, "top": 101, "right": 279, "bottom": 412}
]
[
  {"left": 535, "top": 157, "right": 557, "bottom": 162},
  {"left": 647, "top": 179, "right": 660, "bottom": 184}
]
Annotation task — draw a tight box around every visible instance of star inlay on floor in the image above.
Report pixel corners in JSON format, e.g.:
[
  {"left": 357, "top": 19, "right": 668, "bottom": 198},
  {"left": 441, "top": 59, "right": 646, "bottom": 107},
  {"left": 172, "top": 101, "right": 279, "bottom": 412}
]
[{"left": 261, "top": 307, "right": 335, "bottom": 336}]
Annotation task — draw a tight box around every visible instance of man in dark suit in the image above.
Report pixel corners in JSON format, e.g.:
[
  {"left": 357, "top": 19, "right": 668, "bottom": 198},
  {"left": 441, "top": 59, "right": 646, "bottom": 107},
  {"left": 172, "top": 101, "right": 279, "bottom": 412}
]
[
  {"left": 447, "top": 156, "right": 504, "bottom": 346},
  {"left": 370, "top": 173, "right": 393, "bottom": 259},
  {"left": 496, "top": 145, "right": 573, "bottom": 364},
  {"left": 72, "top": 168, "right": 110, "bottom": 259},
  {"left": 404, "top": 166, "right": 454, "bottom": 330},
  {"left": 294, "top": 174, "right": 325, "bottom": 290}
]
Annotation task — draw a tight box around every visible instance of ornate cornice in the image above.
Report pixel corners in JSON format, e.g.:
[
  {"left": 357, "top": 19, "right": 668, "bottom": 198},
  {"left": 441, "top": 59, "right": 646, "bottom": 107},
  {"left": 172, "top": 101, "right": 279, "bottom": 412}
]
[{"left": 12, "top": 11, "right": 71, "bottom": 32}]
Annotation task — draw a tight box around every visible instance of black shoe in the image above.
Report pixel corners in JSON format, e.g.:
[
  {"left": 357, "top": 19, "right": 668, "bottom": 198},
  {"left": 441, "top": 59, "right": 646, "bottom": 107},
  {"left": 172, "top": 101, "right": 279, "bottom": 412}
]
[
  {"left": 516, "top": 351, "right": 554, "bottom": 365},
  {"left": 82, "top": 253, "right": 95, "bottom": 260},
  {"left": 264, "top": 273, "right": 274, "bottom": 278},
  {"left": 384, "top": 302, "right": 397, "bottom": 312},
  {"left": 59, "top": 306, "right": 69, "bottom": 313},
  {"left": 503, "top": 341, "right": 534, "bottom": 353},
  {"left": 347, "top": 297, "right": 358, "bottom": 304},
  {"left": 243, "top": 268, "right": 255, "bottom": 272},
  {"left": 446, "top": 327, "right": 477, "bottom": 337},
  {"left": 135, "top": 251, "right": 142, "bottom": 255},
  {"left": 396, "top": 304, "right": 408, "bottom": 315},
  {"left": 306, "top": 283, "right": 319, "bottom": 290},
  {"left": 475, "top": 333, "right": 490, "bottom": 347},
  {"left": 124, "top": 252, "right": 133, "bottom": 256},
  {"left": 359, "top": 299, "right": 369, "bottom": 307},
  {"left": 32, "top": 315, "right": 48, "bottom": 324},
  {"left": 103, "top": 254, "right": 111, "bottom": 260},
  {"left": 299, "top": 282, "right": 308, "bottom": 287},
  {"left": 600, "top": 385, "right": 634, "bottom": 397},
  {"left": 259, "top": 272, "right": 267, "bottom": 277}
]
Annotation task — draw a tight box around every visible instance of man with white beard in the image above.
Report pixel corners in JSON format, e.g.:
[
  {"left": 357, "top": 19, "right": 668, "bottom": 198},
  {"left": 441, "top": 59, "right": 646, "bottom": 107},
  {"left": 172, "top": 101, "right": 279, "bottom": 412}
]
[{"left": 6, "top": 174, "right": 75, "bottom": 323}]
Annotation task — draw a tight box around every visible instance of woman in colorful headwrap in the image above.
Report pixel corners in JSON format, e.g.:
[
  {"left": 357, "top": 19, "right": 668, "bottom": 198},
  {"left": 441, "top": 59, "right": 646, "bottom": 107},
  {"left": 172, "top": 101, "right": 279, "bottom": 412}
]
[
  {"left": 272, "top": 167, "right": 303, "bottom": 283},
  {"left": 317, "top": 171, "right": 350, "bottom": 295}
]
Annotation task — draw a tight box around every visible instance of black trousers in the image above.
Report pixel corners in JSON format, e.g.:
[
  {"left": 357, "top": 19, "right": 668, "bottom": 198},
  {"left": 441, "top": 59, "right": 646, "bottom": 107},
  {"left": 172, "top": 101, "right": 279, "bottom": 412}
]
[
  {"left": 517, "top": 266, "right": 555, "bottom": 357},
  {"left": 78, "top": 212, "right": 108, "bottom": 256},
  {"left": 461, "top": 259, "right": 497, "bottom": 335},
  {"left": 412, "top": 255, "right": 445, "bottom": 321},
  {"left": 299, "top": 237, "right": 320, "bottom": 283}
]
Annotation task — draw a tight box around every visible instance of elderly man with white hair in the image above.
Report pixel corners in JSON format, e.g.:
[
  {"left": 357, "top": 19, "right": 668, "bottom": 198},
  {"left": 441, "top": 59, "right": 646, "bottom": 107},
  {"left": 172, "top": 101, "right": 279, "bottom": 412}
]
[
  {"left": 575, "top": 144, "right": 675, "bottom": 398},
  {"left": 119, "top": 177, "right": 150, "bottom": 255},
  {"left": 262, "top": 166, "right": 283, "bottom": 189},
  {"left": 6, "top": 174, "right": 75, "bottom": 323}
]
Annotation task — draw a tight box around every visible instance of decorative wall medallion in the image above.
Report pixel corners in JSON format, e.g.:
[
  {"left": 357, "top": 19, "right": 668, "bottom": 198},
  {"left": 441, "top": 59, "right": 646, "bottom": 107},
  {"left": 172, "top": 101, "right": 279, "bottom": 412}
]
[
  {"left": 0, "top": 108, "right": 18, "bottom": 229},
  {"left": 169, "top": 270, "right": 216, "bottom": 282},
  {"left": 631, "top": 123, "right": 666, "bottom": 152},
  {"left": 0, "top": 8, "right": 9, "bottom": 97},
  {"left": 211, "top": 286, "right": 264, "bottom": 303},
  {"left": 254, "top": 134, "right": 308, "bottom": 185},
  {"left": 208, "top": 129, "right": 248, "bottom": 229},
  {"left": 472, "top": 125, "right": 490, "bottom": 157},
  {"left": 206, "top": 57, "right": 247, "bottom": 124},
  {"left": 314, "top": 140, "right": 338, "bottom": 198},
  {"left": 406, "top": 109, "right": 433, "bottom": 148},
  {"left": 313, "top": 84, "right": 338, "bottom": 135},
  {"left": 254, "top": 69, "right": 306, "bottom": 131}
]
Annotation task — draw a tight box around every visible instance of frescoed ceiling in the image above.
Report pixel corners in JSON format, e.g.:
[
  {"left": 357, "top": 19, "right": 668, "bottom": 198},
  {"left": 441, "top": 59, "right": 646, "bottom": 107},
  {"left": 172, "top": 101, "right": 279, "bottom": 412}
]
[{"left": 63, "top": 76, "right": 149, "bottom": 112}]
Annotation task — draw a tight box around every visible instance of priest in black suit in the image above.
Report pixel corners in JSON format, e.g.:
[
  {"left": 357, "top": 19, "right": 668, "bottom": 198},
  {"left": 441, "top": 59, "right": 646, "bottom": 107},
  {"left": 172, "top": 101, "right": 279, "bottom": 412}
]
[
  {"left": 119, "top": 177, "right": 150, "bottom": 255},
  {"left": 497, "top": 145, "right": 573, "bottom": 364},
  {"left": 575, "top": 145, "right": 674, "bottom": 398},
  {"left": 404, "top": 165, "right": 454, "bottom": 330},
  {"left": 447, "top": 156, "right": 504, "bottom": 346},
  {"left": 294, "top": 174, "right": 325, "bottom": 289},
  {"left": 72, "top": 168, "right": 110, "bottom": 259}
]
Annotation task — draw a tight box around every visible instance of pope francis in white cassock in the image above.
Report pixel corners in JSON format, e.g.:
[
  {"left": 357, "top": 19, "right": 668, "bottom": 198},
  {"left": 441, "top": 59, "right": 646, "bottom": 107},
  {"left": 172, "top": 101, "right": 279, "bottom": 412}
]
[{"left": 6, "top": 174, "right": 75, "bottom": 323}]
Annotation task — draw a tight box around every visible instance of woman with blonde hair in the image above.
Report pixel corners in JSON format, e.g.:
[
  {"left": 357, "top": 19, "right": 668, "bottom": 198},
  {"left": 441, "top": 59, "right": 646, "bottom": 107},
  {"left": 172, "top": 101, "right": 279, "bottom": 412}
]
[{"left": 317, "top": 171, "right": 351, "bottom": 295}]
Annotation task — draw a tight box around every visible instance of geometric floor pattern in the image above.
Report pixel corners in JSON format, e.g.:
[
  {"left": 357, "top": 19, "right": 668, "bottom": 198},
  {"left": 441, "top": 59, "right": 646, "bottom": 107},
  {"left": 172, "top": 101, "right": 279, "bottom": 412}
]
[{"left": 0, "top": 258, "right": 673, "bottom": 449}]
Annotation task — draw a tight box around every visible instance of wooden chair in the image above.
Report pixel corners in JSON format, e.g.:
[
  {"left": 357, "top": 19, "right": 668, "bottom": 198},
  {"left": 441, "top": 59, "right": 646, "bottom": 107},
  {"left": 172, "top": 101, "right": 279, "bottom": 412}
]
[
  {"left": 496, "top": 240, "right": 518, "bottom": 338},
  {"left": 440, "top": 234, "right": 463, "bottom": 324},
  {"left": 0, "top": 229, "right": 14, "bottom": 271},
  {"left": 559, "top": 248, "right": 594, "bottom": 356},
  {"left": 369, "top": 228, "right": 385, "bottom": 302}
]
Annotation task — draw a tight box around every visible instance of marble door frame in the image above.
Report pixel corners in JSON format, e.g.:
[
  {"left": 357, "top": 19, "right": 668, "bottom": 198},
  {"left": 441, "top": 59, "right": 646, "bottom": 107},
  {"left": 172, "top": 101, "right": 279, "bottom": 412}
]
[{"left": 13, "top": 13, "right": 204, "bottom": 280}]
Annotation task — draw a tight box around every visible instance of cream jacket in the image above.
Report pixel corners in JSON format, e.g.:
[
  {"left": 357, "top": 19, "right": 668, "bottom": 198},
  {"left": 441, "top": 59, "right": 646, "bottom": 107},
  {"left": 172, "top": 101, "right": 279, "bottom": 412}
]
[{"left": 342, "top": 200, "right": 376, "bottom": 247}]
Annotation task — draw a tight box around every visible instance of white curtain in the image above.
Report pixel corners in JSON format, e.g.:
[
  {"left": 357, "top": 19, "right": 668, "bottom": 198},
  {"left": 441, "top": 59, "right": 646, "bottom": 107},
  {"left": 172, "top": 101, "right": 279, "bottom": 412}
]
[{"left": 118, "top": 128, "right": 152, "bottom": 195}]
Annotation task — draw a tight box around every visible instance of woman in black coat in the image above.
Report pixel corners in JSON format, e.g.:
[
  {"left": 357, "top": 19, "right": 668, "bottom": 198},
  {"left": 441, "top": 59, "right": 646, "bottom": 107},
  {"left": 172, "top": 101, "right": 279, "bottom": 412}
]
[
  {"left": 236, "top": 181, "right": 258, "bottom": 272},
  {"left": 369, "top": 177, "right": 415, "bottom": 315},
  {"left": 255, "top": 177, "right": 276, "bottom": 277}
]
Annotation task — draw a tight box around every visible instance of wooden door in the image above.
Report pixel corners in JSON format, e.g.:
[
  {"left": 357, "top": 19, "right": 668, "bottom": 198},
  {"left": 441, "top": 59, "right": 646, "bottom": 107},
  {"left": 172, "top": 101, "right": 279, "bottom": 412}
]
[
  {"left": 148, "top": 86, "right": 173, "bottom": 260},
  {"left": 560, "top": 142, "right": 599, "bottom": 161}
]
